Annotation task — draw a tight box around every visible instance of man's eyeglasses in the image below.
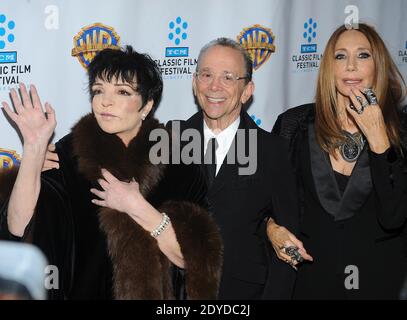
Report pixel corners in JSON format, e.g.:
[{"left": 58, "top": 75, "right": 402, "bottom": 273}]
[{"left": 195, "top": 71, "right": 248, "bottom": 87}]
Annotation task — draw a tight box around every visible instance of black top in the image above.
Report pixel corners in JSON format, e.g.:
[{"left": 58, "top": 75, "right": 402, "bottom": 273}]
[
  {"left": 273, "top": 103, "right": 407, "bottom": 300},
  {"left": 334, "top": 171, "right": 350, "bottom": 195}
]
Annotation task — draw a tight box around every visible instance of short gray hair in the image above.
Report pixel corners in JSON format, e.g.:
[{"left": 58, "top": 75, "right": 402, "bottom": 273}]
[{"left": 196, "top": 37, "right": 253, "bottom": 83}]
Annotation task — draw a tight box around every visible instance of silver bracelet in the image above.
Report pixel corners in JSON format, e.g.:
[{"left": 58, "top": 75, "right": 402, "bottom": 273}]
[{"left": 150, "top": 212, "right": 171, "bottom": 238}]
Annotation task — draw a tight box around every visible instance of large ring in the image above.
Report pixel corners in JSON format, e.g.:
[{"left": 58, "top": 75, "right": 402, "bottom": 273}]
[
  {"left": 364, "top": 88, "right": 378, "bottom": 105},
  {"left": 356, "top": 95, "right": 363, "bottom": 104},
  {"left": 284, "top": 246, "right": 304, "bottom": 263},
  {"left": 350, "top": 104, "right": 364, "bottom": 114}
]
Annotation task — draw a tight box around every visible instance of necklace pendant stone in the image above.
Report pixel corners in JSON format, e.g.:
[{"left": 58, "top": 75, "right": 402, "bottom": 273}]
[{"left": 339, "top": 132, "right": 365, "bottom": 162}]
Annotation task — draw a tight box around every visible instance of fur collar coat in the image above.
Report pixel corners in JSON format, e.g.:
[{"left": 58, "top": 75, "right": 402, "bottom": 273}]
[{"left": 0, "top": 114, "right": 223, "bottom": 300}]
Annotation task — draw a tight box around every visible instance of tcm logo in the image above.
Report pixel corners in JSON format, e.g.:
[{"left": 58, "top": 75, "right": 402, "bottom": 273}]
[
  {"left": 166, "top": 47, "right": 188, "bottom": 57},
  {"left": 0, "top": 148, "right": 21, "bottom": 169},
  {"left": 237, "top": 24, "right": 275, "bottom": 70},
  {"left": 165, "top": 17, "right": 189, "bottom": 57},
  {"left": 0, "top": 13, "right": 17, "bottom": 64},
  {"left": 71, "top": 23, "right": 120, "bottom": 68},
  {"left": 301, "top": 18, "right": 317, "bottom": 54}
]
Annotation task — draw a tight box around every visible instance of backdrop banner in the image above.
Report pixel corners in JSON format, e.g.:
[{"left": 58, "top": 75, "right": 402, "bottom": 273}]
[{"left": 1, "top": 0, "right": 406, "bottom": 168}]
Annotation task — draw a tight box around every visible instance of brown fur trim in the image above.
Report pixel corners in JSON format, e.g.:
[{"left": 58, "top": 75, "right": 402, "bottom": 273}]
[
  {"left": 98, "top": 208, "right": 173, "bottom": 299},
  {"left": 71, "top": 113, "right": 166, "bottom": 193},
  {"left": 0, "top": 166, "right": 19, "bottom": 205},
  {"left": 72, "top": 114, "right": 176, "bottom": 299},
  {"left": 159, "top": 201, "right": 223, "bottom": 299},
  {"left": 71, "top": 114, "right": 222, "bottom": 299}
]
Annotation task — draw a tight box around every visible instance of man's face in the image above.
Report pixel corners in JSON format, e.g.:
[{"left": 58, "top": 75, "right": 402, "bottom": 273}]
[{"left": 193, "top": 45, "right": 254, "bottom": 129}]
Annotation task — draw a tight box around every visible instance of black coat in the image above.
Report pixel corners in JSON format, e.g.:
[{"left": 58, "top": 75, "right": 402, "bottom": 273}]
[
  {"left": 0, "top": 114, "right": 223, "bottom": 300},
  {"left": 174, "top": 111, "right": 299, "bottom": 299},
  {"left": 272, "top": 103, "right": 407, "bottom": 299}
]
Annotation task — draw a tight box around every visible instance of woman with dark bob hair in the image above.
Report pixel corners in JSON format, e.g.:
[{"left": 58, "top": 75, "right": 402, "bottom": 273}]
[
  {"left": 0, "top": 46, "right": 222, "bottom": 299},
  {"left": 267, "top": 23, "right": 407, "bottom": 299}
]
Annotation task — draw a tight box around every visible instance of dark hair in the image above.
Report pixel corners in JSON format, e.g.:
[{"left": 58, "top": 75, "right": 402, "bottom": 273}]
[
  {"left": 87, "top": 45, "right": 163, "bottom": 116},
  {"left": 197, "top": 37, "right": 253, "bottom": 83}
]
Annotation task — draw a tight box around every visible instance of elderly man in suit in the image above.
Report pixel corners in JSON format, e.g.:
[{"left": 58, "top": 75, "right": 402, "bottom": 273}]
[{"left": 174, "top": 38, "right": 304, "bottom": 299}]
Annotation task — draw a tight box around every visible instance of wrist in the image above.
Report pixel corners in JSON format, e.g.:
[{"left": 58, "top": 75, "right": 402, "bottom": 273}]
[
  {"left": 23, "top": 143, "right": 48, "bottom": 157},
  {"left": 129, "top": 200, "right": 162, "bottom": 231},
  {"left": 369, "top": 141, "right": 390, "bottom": 154},
  {"left": 366, "top": 131, "right": 390, "bottom": 154},
  {"left": 150, "top": 212, "right": 171, "bottom": 238},
  {"left": 128, "top": 196, "right": 152, "bottom": 220}
]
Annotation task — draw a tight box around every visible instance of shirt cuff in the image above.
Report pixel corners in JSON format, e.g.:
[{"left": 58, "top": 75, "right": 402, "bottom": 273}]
[{"left": 369, "top": 146, "right": 398, "bottom": 164}]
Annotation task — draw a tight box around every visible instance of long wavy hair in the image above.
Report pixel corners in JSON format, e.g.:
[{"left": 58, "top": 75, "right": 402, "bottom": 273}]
[{"left": 315, "top": 23, "right": 406, "bottom": 153}]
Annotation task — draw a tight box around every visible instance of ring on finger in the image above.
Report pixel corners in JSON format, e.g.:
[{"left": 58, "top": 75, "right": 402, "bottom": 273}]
[
  {"left": 350, "top": 104, "right": 364, "bottom": 114},
  {"left": 364, "top": 88, "right": 378, "bottom": 105},
  {"left": 356, "top": 95, "right": 363, "bottom": 104},
  {"left": 284, "top": 246, "right": 304, "bottom": 263},
  {"left": 361, "top": 99, "right": 369, "bottom": 108}
]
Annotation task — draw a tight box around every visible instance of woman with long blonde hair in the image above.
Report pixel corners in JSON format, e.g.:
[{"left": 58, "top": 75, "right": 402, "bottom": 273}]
[{"left": 267, "top": 23, "right": 407, "bottom": 299}]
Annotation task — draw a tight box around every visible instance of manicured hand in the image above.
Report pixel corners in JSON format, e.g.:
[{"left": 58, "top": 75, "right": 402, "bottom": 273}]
[
  {"left": 346, "top": 87, "right": 390, "bottom": 154},
  {"left": 90, "top": 168, "right": 146, "bottom": 215},
  {"left": 2, "top": 83, "right": 56, "bottom": 150},
  {"left": 267, "top": 219, "right": 313, "bottom": 269}
]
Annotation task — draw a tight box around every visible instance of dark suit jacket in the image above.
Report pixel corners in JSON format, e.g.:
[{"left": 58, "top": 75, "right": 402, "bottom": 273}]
[
  {"left": 273, "top": 104, "right": 407, "bottom": 299},
  {"left": 173, "top": 110, "right": 299, "bottom": 299}
]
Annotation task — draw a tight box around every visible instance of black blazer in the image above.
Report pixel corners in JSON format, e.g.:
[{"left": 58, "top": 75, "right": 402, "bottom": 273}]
[
  {"left": 173, "top": 111, "right": 299, "bottom": 299},
  {"left": 273, "top": 104, "right": 407, "bottom": 299}
]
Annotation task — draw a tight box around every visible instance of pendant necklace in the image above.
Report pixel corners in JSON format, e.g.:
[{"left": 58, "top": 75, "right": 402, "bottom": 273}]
[{"left": 338, "top": 131, "right": 366, "bottom": 162}]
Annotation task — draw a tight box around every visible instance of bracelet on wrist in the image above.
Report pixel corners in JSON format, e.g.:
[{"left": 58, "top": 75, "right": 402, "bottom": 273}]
[{"left": 150, "top": 212, "right": 171, "bottom": 238}]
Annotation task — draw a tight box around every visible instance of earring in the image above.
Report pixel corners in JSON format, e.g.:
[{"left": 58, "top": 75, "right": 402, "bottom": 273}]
[{"left": 141, "top": 114, "right": 146, "bottom": 120}]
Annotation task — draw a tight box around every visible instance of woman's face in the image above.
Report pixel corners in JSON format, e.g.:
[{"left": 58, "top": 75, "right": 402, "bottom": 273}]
[
  {"left": 91, "top": 77, "right": 152, "bottom": 146},
  {"left": 334, "top": 30, "right": 375, "bottom": 98}
]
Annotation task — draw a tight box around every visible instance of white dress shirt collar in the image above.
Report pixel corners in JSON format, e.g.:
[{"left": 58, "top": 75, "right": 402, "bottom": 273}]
[{"left": 203, "top": 117, "right": 240, "bottom": 175}]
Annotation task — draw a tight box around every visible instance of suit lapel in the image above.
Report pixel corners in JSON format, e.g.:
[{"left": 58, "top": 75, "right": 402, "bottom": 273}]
[
  {"left": 183, "top": 112, "right": 211, "bottom": 189},
  {"left": 307, "top": 122, "right": 372, "bottom": 221},
  {"left": 209, "top": 140, "right": 239, "bottom": 194},
  {"left": 209, "top": 112, "right": 256, "bottom": 194},
  {"left": 183, "top": 111, "right": 259, "bottom": 195}
]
